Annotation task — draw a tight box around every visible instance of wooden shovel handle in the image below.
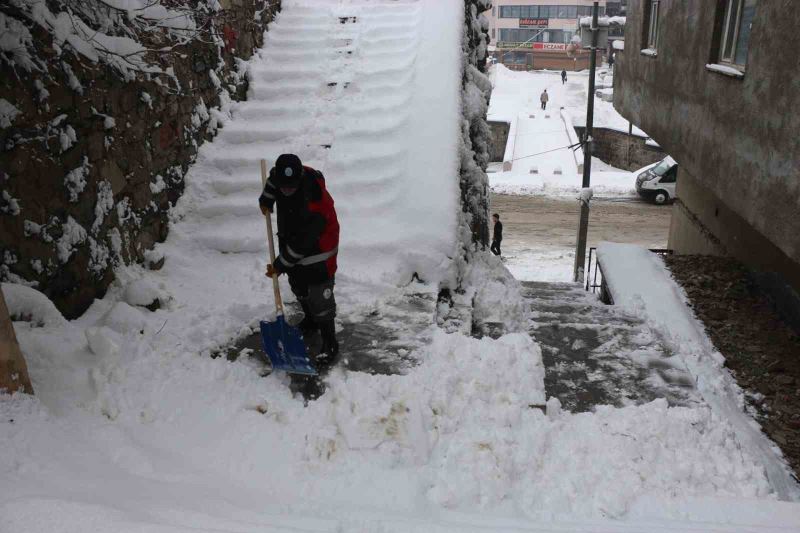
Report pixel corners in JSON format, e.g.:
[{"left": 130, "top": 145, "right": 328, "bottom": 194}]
[{"left": 260, "top": 159, "right": 284, "bottom": 316}]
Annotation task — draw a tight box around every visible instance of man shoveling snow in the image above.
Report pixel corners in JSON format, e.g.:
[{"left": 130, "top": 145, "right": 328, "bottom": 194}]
[{"left": 259, "top": 154, "right": 341, "bottom": 364}]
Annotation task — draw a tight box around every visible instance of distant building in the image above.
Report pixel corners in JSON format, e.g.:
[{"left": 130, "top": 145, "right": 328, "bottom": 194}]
[
  {"left": 614, "top": 1, "right": 800, "bottom": 293},
  {"left": 484, "top": 1, "right": 607, "bottom": 70},
  {"left": 605, "top": 0, "right": 627, "bottom": 17}
]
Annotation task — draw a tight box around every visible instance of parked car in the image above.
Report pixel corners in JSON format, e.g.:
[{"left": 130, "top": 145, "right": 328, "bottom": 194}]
[{"left": 635, "top": 156, "right": 677, "bottom": 205}]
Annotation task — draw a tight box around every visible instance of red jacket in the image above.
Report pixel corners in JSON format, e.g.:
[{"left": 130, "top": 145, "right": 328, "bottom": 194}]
[{"left": 259, "top": 166, "right": 339, "bottom": 281}]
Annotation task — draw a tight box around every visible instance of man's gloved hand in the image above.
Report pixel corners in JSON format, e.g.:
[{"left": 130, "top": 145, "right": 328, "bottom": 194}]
[
  {"left": 260, "top": 204, "right": 272, "bottom": 216},
  {"left": 266, "top": 263, "right": 279, "bottom": 278}
]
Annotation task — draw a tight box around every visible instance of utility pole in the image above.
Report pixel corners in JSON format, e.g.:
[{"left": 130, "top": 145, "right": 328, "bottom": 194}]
[{"left": 573, "top": 1, "right": 599, "bottom": 284}]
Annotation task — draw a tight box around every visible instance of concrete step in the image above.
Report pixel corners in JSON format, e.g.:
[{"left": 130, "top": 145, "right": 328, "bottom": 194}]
[{"left": 521, "top": 281, "right": 701, "bottom": 413}]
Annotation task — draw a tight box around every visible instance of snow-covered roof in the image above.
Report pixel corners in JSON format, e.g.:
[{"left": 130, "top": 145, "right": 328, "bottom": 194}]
[{"left": 579, "top": 16, "right": 626, "bottom": 27}]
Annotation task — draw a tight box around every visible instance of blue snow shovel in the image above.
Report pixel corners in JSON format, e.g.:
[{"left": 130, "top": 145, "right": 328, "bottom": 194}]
[{"left": 258, "top": 159, "right": 317, "bottom": 376}]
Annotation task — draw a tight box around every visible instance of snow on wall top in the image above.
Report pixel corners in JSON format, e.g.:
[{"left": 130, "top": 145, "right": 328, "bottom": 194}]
[
  {"left": 579, "top": 15, "right": 626, "bottom": 27},
  {"left": 596, "top": 242, "right": 800, "bottom": 500}
]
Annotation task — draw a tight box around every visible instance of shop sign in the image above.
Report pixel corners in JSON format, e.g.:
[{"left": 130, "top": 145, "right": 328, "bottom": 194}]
[
  {"left": 519, "top": 18, "right": 548, "bottom": 27},
  {"left": 533, "top": 42, "right": 567, "bottom": 51},
  {"left": 496, "top": 42, "right": 568, "bottom": 51}
]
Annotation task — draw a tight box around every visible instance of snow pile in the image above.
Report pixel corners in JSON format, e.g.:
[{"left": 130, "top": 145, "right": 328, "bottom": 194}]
[
  {"left": 4, "top": 271, "right": 784, "bottom": 526},
  {"left": 596, "top": 242, "right": 800, "bottom": 501},
  {"left": 1, "top": 286, "right": 785, "bottom": 528},
  {"left": 2, "top": 283, "right": 66, "bottom": 327}
]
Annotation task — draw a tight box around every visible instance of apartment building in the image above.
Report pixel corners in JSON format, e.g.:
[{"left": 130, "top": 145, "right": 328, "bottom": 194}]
[
  {"left": 614, "top": 1, "right": 800, "bottom": 294},
  {"left": 484, "top": 1, "right": 607, "bottom": 70}
]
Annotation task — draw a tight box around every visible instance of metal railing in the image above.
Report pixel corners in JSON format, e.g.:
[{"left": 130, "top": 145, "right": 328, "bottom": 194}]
[
  {"left": 586, "top": 247, "right": 602, "bottom": 293},
  {"left": 585, "top": 247, "right": 673, "bottom": 294}
]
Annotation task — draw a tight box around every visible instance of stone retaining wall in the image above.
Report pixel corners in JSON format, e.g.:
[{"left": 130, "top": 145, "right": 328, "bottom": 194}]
[
  {"left": 575, "top": 126, "right": 665, "bottom": 171},
  {"left": 487, "top": 121, "right": 509, "bottom": 163},
  {"left": 0, "top": 0, "right": 281, "bottom": 318}
]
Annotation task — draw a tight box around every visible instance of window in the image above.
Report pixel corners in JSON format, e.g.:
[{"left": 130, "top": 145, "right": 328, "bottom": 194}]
[
  {"left": 719, "top": 0, "right": 756, "bottom": 67},
  {"left": 510, "top": 6, "right": 521, "bottom": 17},
  {"left": 527, "top": 6, "right": 539, "bottom": 18},
  {"left": 505, "top": 51, "right": 528, "bottom": 65},
  {"left": 578, "top": 5, "right": 603, "bottom": 18},
  {"left": 660, "top": 165, "right": 677, "bottom": 183},
  {"left": 645, "top": 0, "right": 660, "bottom": 49},
  {"left": 652, "top": 158, "right": 674, "bottom": 176},
  {"left": 491, "top": 28, "right": 496, "bottom": 39},
  {"left": 499, "top": 6, "right": 512, "bottom": 18}
]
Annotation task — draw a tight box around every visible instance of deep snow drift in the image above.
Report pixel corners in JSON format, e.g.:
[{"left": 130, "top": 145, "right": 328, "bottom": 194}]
[{"left": 2, "top": 2, "right": 800, "bottom": 532}]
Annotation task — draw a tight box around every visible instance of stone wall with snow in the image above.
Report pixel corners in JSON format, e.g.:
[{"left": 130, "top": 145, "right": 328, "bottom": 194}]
[
  {"left": 574, "top": 126, "right": 665, "bottom": 171},
  {"left": 0, "top": 0, "right": 281, "bottom": 318},
  {"left": 460, "top": 0, "right": 492, "bottom": 248}
]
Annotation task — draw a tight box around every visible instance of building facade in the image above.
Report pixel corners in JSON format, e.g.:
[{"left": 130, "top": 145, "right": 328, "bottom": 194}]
[
  {"left": 613, "top": 0, "right": 800, "bottom": 292},
  {"left": 484, "top": 1, "right": 607, "bottom": 70}
]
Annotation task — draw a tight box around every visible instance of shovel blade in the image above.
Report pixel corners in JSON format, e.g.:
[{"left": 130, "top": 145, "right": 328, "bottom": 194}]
[{"left": 259, "top": 315, "right": 317, "bottom": 376}]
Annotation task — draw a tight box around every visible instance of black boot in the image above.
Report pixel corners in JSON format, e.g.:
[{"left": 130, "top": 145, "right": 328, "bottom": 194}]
[
  {"left": 317, "top": 320, "right": 339, "bottom": 364},
  {"left": 296, "top": 301, "right": 319, "bottom": 338},
  {"left": 297, "top": 316, "right": 319, "bottom": 337}
]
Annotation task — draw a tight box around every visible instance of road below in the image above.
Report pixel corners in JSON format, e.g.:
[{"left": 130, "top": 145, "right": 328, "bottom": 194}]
[{"left": 490, "top": 193, "right": 672, "bottom": 281}]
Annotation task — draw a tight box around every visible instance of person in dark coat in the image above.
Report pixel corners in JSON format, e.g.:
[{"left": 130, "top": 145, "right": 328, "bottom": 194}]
[
  {"left": 491, "top": 213, "right": 503, "bottom": 256},
  {"left": 259, "top": 154, "right": 340, "bottom": 361},
  {"left": 561, "top": 69, "right": 567, "bottom": 84}
]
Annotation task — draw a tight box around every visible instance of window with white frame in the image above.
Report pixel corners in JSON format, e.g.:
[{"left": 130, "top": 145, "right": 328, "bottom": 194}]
[
  {"left": 645, "top": 0, "right": 660, "bottom": 50},
  {"left": 719, "top": 0, "right": 756, "bottom": 67}
]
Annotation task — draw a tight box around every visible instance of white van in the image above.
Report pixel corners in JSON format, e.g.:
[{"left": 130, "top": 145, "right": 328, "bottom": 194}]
[{"left": 635, "top": 156, "right": 677, "bottom": 205}]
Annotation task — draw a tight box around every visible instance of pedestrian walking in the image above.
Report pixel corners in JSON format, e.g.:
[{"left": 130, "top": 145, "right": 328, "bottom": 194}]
[
  {"left": 561, "top": 69, "right": 567, "bottom": 84},
  {"left": 491, "top": 213, "right": 503, "bottom": 256},
  {"left": 259, "top": 154, "right": 341, "bottom": 363},
  {"left": 540, "top": 89, "right": 549, "bottom": 110}
]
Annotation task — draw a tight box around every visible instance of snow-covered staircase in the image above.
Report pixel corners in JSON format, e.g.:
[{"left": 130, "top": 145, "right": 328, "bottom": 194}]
[
  {"left": 522, "top": 281, "right": 701, "bottom": 412},
  {"left": 179, "top": 0, "right": 460, "bottom": 288}
]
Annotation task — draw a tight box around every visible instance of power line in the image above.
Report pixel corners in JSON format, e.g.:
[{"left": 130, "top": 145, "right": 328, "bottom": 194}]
[{"left": 507, "top": 141, "right": 583, "bottom": 163}]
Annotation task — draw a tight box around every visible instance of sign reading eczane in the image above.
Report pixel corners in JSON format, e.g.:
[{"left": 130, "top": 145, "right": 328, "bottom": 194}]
[{"left": 519, "top": 18, "right": 548, "bottom": 27}]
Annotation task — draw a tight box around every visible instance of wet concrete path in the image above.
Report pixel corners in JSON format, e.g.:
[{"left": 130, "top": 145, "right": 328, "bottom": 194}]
[
  {"left": 218, "top": 276, "right": 700, "bottom": 411},
  {"left": 217, "top": 289, "right": 437, "bottom": 400},
  {"left": 522, "top": 281, "right": 701, "bottom": 412}
]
